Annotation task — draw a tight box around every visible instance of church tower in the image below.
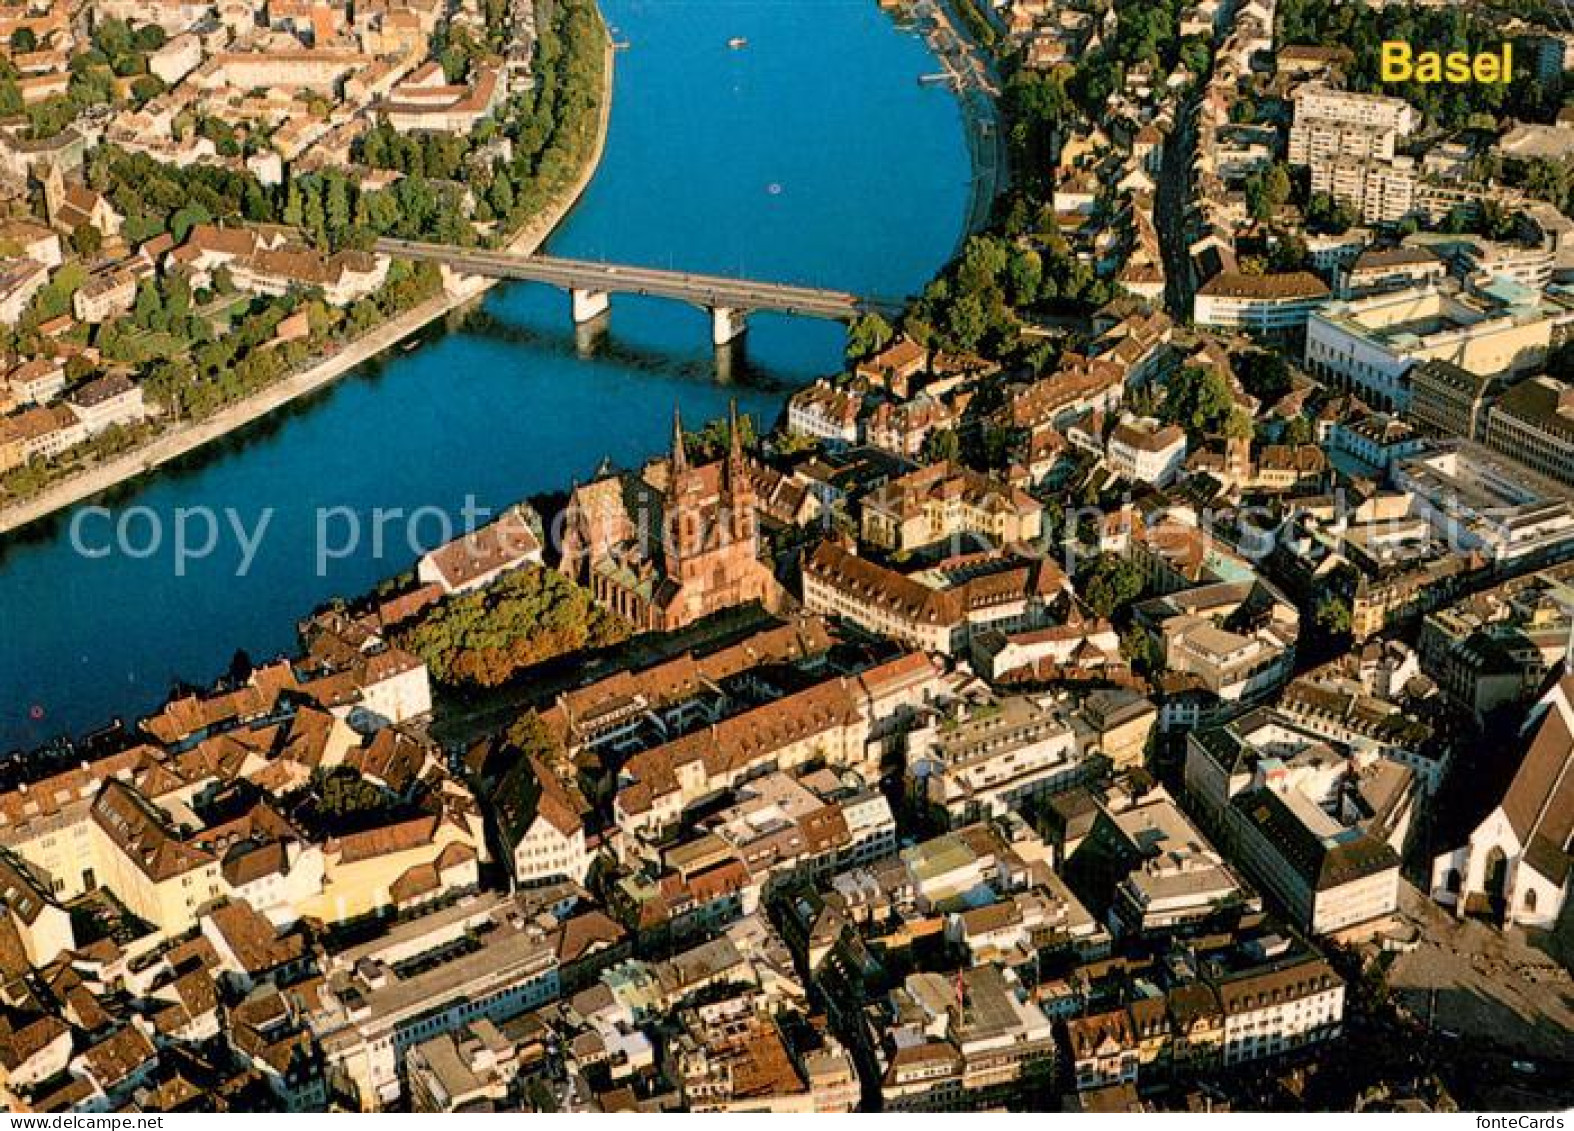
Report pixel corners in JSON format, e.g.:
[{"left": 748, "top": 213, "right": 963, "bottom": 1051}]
[
  {"left": 669, "top": 404, "right": 688, "bottom": 478},
  {"left": 724, "top": 400, "right": 757, "bottom": 548},
  {"left": 666, "top": 404, "right": 707, "bottom": 575}
]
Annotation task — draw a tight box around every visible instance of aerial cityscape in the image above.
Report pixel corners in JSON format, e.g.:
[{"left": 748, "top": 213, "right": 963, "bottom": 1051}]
[{"left": 0, "top": 0, "right": 1571, "bottom": 1115}]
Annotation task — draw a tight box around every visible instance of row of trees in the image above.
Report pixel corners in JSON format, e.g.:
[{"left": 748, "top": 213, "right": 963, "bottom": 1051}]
[
  {"left": 88, "top": 148, "right": 275, "bottom": 247},
  {"left": 283, "top": 168, "right": 476, "bottom": 251},
  {"left": 395, "top": 565, "right": 631, "bottom": 688},
  {"left": 140, "top": 261, "right": 444, "bottom": 421}
]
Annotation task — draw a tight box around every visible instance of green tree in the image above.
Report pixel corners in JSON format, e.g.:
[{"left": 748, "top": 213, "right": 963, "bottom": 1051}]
[
  {"left": 1162, "top": 365, "right": 1237, "bottom": 438},
  {"left": 505, "top": 710, "right": 565, "bottom": 761},
  {"left": 1223, "top": 407, "right": 1255, "bottom": 440},
  {"left": 289, "top": 766, "right": 402, "bottom": 835},
  {"left": 1315, "top": 594, "right": 1352, "bottom": 638},
  {"left": 845, "top": 312, "right": 894, "bottom": 361},
  {"left": 302, "top": 186, "right": 327, "bottom": 246},
  {"left": 1178, "top": 36, "right": 1210, "bottom": 76},
  {"left": 1305, "top": 192, "right": 1357, "bottom": 234},
  {"left": 1120, "top": 627, "right": 1163, "bottom": 676},
  {"left": 923, "top": 427, "right": 962, "bottom": 463},
  {"left": 395, "top": 564, "right": 631, "bottom": 688},
  {"left": 1006, "top": 248, "right": 1043, "bottom": 307},
  {"left": 94, "top": 17, "right": 133, "bottom": 59},
  {"left": 1235, "top": 349, "right": 1292, "bottom": 404},
  {"left": 170, "top": 203, "right": 211, "bottom": 242},
  {"left": 132, "top": 278, "right": 164, "bottom": 328},
  {"left": 1282, "top": 415, "right": 1315, "bottom": 445},
  {"left": 945, "top": 291, "right": 992, "bottom": 351},
  {"left": 282, "top": 181, "right": 304, "bottom": 228},
  {"left": 70, "top": 223, "right": 101, "bottom": 258},
  {"left": 1245, "top": 163, "right": 1293, "bottom": 222},
  {"left": 325, "top": 174, "right": 352, "bottom": 242},
  {"left": 487, "top": 171, "right": 515, "bottom": 217},
  {"left": 1078, "top": 553, "right": 1146, "bottom": 618}
]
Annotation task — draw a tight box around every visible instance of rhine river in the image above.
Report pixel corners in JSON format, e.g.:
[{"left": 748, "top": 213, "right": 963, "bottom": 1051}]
[{"left": 0, "top": 0, "right": 970, "bottom": 753}]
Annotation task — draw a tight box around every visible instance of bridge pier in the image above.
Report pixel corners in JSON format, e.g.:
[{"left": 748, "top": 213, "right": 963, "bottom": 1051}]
[
  {"left": 710, "top": 306, "right": 748, "bottom": 347},
  {"left": 438, "top": 263, "right": 482, "bottom": 298},
  {"left": 714, "top": 335, "right": 745, "bottom": 384},
  {"left": 571, "top": 288, "right": 610, "bottom": 325},
  {"left": 574, "top": 313, "right": 609, "bottom": 359}
]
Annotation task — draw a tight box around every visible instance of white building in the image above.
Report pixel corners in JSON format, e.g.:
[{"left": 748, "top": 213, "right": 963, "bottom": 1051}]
[
  {"left": 1313, "top": 156, "right": 1417, "bottom": 225},
  {"left": 906, "top": 696, "right": 1087, "bottom": 823},
  {"left": 1430, "top": 671, "right": 1574, "bottom": 930},
  {"left": 787, "top": 380, "right": 863, "bottom": 446},
  {"left": 0, "top": 846, "right": 75, "bottom": 967},
  {"left": 0, "top": 257, "right": 48, "bottom": 324},
  {"left": 1107, "top": 416, "right": 1188, "bottom": 486},
  {"left": 495, "top": 757, "right": 593, "bottom": 887},
  {"left": 148, "top": 33, "right": 204, "bottom": 85},
  {"left": 5, "top": 358, "right": 67, "bottom": 405},
  {"left": 313, "top": 894, "right": 563, "bottom": 1108},
  {"left": 1305, "top": 281, "right": 1571, "bottom": 413},
  {"left": 1194, "top": 271, "right": 1330, "bottom": 332},
  {"left": 1186, "top": 712, "right": 1404, "bottom": 938},
  {"left": 1484, "top": 375, "right": 1574, "bottom": 488},
  {"left": 1288, "top": 83, "right": 1416, "bottom": 167},
  {"left": 67, "top": 374, "right": 147, "bottom": 436},
  {"left": 1393, "top": 442, "right": 1574, "bottom": 568},
  {"left": 417, "top": 505, "right": 543, "bottom": 595},
  {"left": 1215, "top": 952, "right": 1345, "bottom": 1066},
  {"left": 1102, "top": 791, "right": 1250, "bottom": 938}
]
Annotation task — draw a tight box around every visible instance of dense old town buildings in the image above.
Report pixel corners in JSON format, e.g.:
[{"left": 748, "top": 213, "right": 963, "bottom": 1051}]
[
  {"left": 611, "top": 652, "right": 945, "bottom": 859},
  {"left": 801, "top": 541, "right": 1077, "bottom": 656},
  {"left": 20, "top": 0, "right": 1574, "bottom": 1113},
  {"left": 861, "top": 462, "right": 1044, "bottom": 553}
]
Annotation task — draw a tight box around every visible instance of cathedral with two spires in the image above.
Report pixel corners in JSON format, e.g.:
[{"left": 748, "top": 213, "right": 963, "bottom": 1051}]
[{"left": 559, "top": 403, "right": 784, "bottom": 632}]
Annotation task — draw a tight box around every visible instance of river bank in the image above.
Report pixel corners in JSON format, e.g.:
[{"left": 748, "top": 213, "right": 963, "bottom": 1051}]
[
  {"left": 922, "top": 0, "right": 1007, "bottom": 243},
  {"left": 0, "top": 23, "right": 616, "bottom": 540},
  {"left": 0, "top": 0, "right": 971, "bottom": 751}
]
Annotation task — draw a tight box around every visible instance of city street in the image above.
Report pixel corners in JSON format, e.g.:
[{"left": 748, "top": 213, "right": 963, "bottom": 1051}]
[{"left": 1156, "top": 93, "right": 1201, "bottom": 321}]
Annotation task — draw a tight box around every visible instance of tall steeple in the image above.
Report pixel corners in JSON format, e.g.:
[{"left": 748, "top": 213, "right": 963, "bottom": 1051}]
[
  {"left": 725, "top": 399, "right": 756, "bottom": 546},
  {"left": 670, "top": 404, "right": 688, "bottom": 477},
  {"left": 724, "top": 399, "right": 746, "bottom": 493},
  {"left": 728, "top": 400, "right": 744, "bottom": 465}
]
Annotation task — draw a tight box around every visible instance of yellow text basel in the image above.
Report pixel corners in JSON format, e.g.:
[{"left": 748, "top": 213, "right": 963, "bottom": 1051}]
[{"left": 1380, "top": 41, "right": 1513, "bottom": 83}]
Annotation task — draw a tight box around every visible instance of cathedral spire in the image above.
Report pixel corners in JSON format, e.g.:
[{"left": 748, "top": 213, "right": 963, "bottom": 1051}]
[
  {"left": 670, "top": 404, "right": 687, "bottom": 476},
  {"left": 727, "top": 399, "right": 744, "bottom": 468}
]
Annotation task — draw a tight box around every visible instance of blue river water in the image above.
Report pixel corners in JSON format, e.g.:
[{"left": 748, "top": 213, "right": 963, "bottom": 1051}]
[{"left": 0, "top": 0, "right": 969, "bottom": 753}]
